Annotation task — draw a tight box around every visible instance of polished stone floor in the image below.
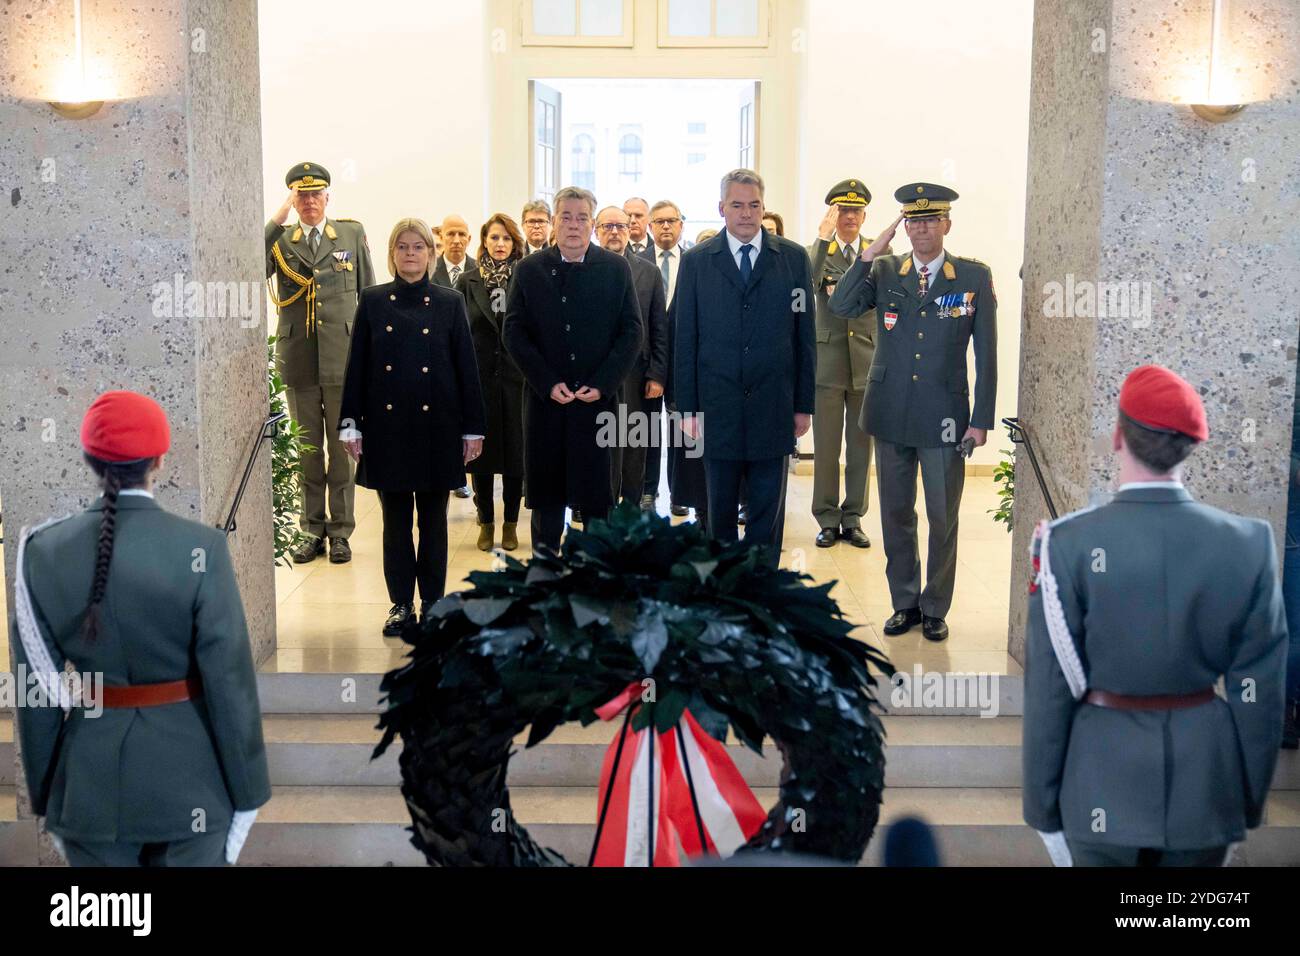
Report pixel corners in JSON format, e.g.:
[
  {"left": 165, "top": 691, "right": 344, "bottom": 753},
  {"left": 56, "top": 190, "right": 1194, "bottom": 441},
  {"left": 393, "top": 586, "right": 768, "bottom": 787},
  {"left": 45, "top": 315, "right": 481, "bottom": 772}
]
[{"left": 264, "top": 465, "right": 1019, "bottom": 676}]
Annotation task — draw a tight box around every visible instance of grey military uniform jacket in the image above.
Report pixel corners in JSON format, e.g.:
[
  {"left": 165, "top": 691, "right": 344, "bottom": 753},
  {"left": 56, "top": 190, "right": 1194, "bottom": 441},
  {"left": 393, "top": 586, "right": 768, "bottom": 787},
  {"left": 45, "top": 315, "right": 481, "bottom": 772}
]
[
  {"left": 828, "top": 251, "right": 996, "bottom": 447},
  {"left": 12, "top": 496, "right": 271, "bottom": 842},
  {"left": 1022, "top": 484, "right": 1288, "bottom": 849},
  {"left": 266, "top": 217, "right": 376, "bottom": 389},
  {"left": 808, "top": 236, "right": 875, "bottom": 391}
]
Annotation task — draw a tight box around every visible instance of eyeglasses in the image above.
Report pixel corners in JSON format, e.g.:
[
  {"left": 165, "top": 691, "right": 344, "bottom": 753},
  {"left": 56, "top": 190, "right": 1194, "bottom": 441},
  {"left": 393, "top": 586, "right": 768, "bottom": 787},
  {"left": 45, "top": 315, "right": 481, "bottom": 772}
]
[
  {"left": 523, "top": 218, "right": 549, "bottom": 226},
  {"left": 597, "top": 223, "right": 629, "bottom": 233},
  {"left": 651, "top": 217, "right": 681, "bottom": 227}
]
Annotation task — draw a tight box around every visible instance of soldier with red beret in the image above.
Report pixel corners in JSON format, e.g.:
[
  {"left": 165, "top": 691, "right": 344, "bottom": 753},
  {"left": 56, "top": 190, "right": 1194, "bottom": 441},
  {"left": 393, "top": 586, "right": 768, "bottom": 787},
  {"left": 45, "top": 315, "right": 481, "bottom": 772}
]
[
  {"left": 1022, "top": 365, "right": 1288, "bottom": 866},
  {"left": 11, "top": 391, "right": 270, "bottom": 866}
]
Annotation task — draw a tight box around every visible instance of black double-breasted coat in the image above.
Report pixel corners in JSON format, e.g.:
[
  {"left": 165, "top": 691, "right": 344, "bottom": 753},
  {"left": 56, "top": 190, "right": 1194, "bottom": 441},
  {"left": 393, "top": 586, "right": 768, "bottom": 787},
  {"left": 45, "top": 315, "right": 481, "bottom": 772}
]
[
  {"left": 339, "top": 273, "right": 486, "bottom": 492},
  {"left": 502, "top": 243, "right": 643, "bottom": 510},
  {"left": 457, "top": 264, "right": 525, "bottom": 478}
]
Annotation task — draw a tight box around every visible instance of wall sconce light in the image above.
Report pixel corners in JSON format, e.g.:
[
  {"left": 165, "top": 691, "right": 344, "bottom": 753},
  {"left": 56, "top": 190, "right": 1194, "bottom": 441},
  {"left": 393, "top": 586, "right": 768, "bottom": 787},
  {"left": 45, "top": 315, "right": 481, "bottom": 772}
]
[
  {"left": 1190, "top": 0, "right": 1244, "bottom": 122},
  {"left": 48, "top": 0, "right": 103, "bottom": 119}
]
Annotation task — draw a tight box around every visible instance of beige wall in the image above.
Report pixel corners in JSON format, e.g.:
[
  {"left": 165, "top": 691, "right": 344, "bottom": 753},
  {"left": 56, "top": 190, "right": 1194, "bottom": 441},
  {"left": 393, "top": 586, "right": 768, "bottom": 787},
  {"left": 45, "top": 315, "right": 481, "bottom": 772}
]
[{"left": 258, "top": 0, "right": 489, "bottom": 279}]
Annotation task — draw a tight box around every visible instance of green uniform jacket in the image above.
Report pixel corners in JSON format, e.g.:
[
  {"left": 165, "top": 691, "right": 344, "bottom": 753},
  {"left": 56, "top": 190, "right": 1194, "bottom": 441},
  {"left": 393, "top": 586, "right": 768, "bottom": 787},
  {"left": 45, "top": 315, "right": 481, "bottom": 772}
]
[
  {"left": 12, "top": 495, "right": 271, "bottom": 843},
  {"left": 266, "top": 217, "right": 375, "bottom": 389},
  {"left": 1022, "top": 485, "right": 1288, "bottom": 849},
  {"left": 828, "top": 250, "right": 996, "bottom": 447},
  {"left": 807, "top": 236, "right": 874, "bottom": 391}
]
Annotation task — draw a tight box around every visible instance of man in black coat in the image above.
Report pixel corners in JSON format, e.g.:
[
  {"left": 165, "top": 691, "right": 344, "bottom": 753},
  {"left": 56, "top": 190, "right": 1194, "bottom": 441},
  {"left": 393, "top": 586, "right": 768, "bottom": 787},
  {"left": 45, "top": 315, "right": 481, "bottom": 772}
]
[
  {"left": 503, "top": 186, "right": 644, "bottom": 553},
  {"left": 594, "top": 205, "right": 668, "bottom": 505},
  {"left": 674, "top": 169, "right": 816, "bottom": 567}
]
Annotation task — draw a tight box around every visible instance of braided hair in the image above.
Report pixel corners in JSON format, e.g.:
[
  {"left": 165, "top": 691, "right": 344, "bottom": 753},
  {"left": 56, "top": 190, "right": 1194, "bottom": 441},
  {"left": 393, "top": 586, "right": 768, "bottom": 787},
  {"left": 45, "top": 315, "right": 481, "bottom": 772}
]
[{"left": 81, "top": 452, "right": 154, "bottom": 642}]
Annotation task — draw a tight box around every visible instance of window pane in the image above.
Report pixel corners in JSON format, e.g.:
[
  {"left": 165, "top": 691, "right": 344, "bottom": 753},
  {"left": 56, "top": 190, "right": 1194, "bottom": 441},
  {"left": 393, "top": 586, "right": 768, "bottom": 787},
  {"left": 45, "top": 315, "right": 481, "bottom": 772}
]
[
  {"left": 667, "top": 0, "right": 710, "bottom": 37},
  {"left": 716, "top": 0, "right": 758, "bottom": 36},
  {"left": 580, "top": 0, "right": 623, "bottom": 36},
  {"left": 533, "top": 0, "right": 577, "bottom": 36}
]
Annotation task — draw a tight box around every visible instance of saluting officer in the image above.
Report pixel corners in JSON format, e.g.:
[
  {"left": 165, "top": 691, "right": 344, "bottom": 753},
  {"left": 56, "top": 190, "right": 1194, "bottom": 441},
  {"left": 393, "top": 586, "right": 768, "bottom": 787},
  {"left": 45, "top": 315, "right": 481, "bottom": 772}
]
[
  {"left": 809, "top": 179, "right": 878, "bottom": 550},
  {"left": 266, "top": 162, "right": 375, "bottom": 565},
  {"left": 13, "top": 391, "right": 270, "bottom": 866},
  {"left": 829, "top": 183, "right": 996, "bottom": 642},
  {"left": 1024, "top": 365, "right": 1288, "bottom": 867}
]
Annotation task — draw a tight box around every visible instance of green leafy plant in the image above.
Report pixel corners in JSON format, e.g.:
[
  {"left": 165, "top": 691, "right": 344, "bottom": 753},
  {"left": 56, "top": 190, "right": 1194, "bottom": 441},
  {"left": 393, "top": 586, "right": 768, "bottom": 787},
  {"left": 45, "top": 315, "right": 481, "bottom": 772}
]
[
  {"left": 268, "top": 335, "right": 316, "bottom": 567},
  {"left": 374, "top": 503, "right": 894, "bottom": 866},
  {"left": 989, "top": 447, "right": 1015, "bottom": 532}
]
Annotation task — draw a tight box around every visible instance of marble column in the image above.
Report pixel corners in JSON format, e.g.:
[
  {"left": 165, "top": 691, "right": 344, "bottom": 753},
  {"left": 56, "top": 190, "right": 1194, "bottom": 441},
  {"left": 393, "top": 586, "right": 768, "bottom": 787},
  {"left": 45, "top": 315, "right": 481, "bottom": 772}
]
[
  {"left": 0, "top": 0, "right": 272, "bottom": 862},
  {"left": 1008, "top": 0, "right": 1300, "bottom": 660}
]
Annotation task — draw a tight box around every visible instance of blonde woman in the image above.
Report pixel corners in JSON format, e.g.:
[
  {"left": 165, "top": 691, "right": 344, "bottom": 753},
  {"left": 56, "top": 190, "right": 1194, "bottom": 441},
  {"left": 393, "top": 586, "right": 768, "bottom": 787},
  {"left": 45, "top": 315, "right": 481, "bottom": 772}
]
[{"left": 339, "top": 218, "right": 486, "bottom": 635}]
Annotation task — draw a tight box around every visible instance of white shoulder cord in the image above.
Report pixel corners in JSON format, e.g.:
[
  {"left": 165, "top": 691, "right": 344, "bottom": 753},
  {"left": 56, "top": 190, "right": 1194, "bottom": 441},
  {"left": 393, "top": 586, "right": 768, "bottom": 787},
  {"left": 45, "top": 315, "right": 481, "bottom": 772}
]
[
  {"left": 1034, "top": 519, "right": 1088, "bottom": 701},
  {"left": 14, "top": 516, "right": 75, "bottom": 714}
]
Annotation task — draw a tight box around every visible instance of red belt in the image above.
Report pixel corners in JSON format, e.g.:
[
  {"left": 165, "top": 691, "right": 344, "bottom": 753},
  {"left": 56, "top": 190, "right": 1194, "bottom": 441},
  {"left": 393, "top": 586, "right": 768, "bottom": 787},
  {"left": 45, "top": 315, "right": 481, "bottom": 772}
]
[
  {"left": 100, "top": 677, "right": 202, "bottom": 709},
  {"left": 1084, "top": 687, "right": 1215, "bottom": 711}
]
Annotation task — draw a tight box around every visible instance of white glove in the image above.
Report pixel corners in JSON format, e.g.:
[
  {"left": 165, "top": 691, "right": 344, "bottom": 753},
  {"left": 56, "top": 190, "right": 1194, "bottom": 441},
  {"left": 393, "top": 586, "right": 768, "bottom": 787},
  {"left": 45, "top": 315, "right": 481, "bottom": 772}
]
[
  {"left": 224, "top": 809, "right": 259, "bottom": 865},
  {"left": 1036, "top": 829, "right": 1073, "bottom": 867}
]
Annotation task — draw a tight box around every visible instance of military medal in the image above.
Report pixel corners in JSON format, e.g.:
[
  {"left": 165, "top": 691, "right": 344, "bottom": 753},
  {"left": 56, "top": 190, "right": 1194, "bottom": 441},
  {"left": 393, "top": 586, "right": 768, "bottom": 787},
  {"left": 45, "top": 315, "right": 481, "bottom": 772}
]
[{"left": 884, "top": 311, "right": 898, "bottom": 330}]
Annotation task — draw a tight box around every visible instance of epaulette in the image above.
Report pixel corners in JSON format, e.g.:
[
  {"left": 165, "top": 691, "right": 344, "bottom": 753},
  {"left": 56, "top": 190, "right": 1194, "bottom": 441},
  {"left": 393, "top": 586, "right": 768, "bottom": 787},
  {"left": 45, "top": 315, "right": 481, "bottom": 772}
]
[
  {"left": 332, "top": 218, "right": 361, "bottom": 223},
  {"left": 898, "top": 255, "right": 913, "bottom": 276},
  {"left": 956, "top": 254, "right": 992, "bottom": 270},
  {"left": 941, "top": 260, "right": 956, "bottom": 280}
]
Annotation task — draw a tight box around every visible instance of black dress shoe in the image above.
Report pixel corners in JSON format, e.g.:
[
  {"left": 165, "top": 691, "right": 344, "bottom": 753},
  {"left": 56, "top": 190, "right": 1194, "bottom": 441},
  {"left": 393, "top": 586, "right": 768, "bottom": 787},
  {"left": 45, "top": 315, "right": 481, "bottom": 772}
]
[
  {"left": 671, "top": 504, "right": 689, "bottom": 517},
  {"left": 383, "top": 603, "right": 413, "bottom": 636},
  {"left": 883, "top": 607, "right": 923, "bottom": 636},
  {"left": 737, "top": 506, "right": 747, "bottom": 526},
  {"left": 571, "top": 508, "right": 584, "bottom": 524},
  {"left": 841, "top": 527, "right": 871, "bottom": 548},
  {"left": 922, "top": 615, "right": 949, "bottom": 642},
  {"left": 454, "top": 485, "right": 471, "bottom": 499},
  {"left": 328, "top": 537, "right": 352, "bottom": 563},
  {"left": 815, "top": 527, "right": 838, "bottom": 548},
  {"left": 639, "top": 494, "right": 656, "bottom": 512},
  {"left": 291, "top": 535, "right": 325, "bottom": 564}
]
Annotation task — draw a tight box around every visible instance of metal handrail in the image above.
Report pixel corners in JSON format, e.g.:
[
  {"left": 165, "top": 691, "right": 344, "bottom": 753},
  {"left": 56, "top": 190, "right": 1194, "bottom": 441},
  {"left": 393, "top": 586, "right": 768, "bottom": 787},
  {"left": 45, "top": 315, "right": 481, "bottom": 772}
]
[
  {"left": 1001, "top": 416, "right": 1057, "bottom": 520},
  {"left": 221, "top": 411, "right": 287, "bottom": 535}
]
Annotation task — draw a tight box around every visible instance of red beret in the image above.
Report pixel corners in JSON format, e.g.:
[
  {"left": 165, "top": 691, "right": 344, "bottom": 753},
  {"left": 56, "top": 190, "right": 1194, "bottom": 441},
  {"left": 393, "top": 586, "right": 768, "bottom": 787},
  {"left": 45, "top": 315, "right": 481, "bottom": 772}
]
[
  {"left": 80, "top": 390, "right": 171, "bottom": 462},
  {"left": 1118, "top": 365, "right": 1208, "bottom": 442}
]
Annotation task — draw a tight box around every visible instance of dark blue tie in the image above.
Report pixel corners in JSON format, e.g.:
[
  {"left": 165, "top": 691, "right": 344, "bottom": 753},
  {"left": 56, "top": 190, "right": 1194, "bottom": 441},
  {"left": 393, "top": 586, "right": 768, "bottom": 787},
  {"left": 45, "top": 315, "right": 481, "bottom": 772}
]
[{"left": 738, "top": 243, "right": 753, "bottom": 283}]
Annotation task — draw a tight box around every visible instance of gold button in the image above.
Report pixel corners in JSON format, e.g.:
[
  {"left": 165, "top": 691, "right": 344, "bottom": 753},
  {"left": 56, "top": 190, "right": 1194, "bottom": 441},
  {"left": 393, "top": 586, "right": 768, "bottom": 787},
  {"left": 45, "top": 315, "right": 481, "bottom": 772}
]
[
  {"left": 912, "top": 374, "right": 919, "bottom": 381},
  {"left": 920, "top": 310, "right": 927, "bottom": 317},
  {"left": 423, "top": 328, "right": 429, "bottom": 334},
  {"left": 848, "top": 331, "right": 854, "bottom": 337},
  {"left": 386, "top": 403, "right": 393, "bottom": 410},
  {"left": 422, "top": 404, "right": 429, "bottom": 411},
  {"left": 914, "top": 353, "right": 921, "bottom": 360},
  {"left": 385, "top": 364, "right": 392, "bottom": 371},
  {"left": 422, "top": 366, "right": 429, "bottom": 373},
  {"left": 386, "top": 325, "right": 393, "bottom": 332},
  {"left": 389, "top": 294, "right": 396, "bottom": 301}
]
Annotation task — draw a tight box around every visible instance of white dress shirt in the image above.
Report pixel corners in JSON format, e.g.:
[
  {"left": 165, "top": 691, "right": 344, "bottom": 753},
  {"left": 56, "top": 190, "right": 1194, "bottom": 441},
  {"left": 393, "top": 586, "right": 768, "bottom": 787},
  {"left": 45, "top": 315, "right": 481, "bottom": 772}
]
[
  {"left": 442, "top": 255, "right": 468, "bottom": 283},
  {"left": 835, "top": 234, "right": 860, "bottom": 261},
  {"left": 117, "top": 488, "right": 155, "bottom": 498},
  {"left": 725, "top": 227, "right": 763, "bottom": 271},
  {"left": 913, "top": 249, "right": 946, "bottom": 290},
  {"left": 655, "top": 243, "right": 684, "bottom": 305}
]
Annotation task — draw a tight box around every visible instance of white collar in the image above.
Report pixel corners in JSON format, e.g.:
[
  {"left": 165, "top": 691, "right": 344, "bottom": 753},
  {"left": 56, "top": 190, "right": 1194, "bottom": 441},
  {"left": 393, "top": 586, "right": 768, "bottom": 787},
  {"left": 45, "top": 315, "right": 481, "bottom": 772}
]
[
  {"left": 726, "top": 228, "right": 763, "bottom": 257},
  {"left": 116, "top": 488, "right": 155, "bottom": 498},
  {"left": 835, "top": 234, "right": 859, "bottom": 255},
  {"left": 560, "top": 246, "right": 587, "bottom": 263},
  {"left": 443, "top": 255, "right": 467, "bottom": 273},
  {"left": 914, "top": 249, "right": 945, "bottom": 278},
  {"left": 299, "top": 218, "right": 326, "bottom": 237},
  {"left": 1118, "top": 480, "right": 1184, "bottom": 491},
  {"left": 656, "top": 243, "right": 682, "bottom": 258}
]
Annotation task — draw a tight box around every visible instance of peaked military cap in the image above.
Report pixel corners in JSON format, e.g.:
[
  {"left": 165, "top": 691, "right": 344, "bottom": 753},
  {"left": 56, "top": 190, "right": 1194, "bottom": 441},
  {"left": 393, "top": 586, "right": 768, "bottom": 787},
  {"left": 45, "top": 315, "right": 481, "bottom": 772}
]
[
  {"left": 895, "top": 182, "right": 958, "bottom": 219},
  {"left": 286, "top": 161, "right": 330, "bottom": 192},
  {"left": 825, "top": 178, "right": 871, "bottom": 207}
]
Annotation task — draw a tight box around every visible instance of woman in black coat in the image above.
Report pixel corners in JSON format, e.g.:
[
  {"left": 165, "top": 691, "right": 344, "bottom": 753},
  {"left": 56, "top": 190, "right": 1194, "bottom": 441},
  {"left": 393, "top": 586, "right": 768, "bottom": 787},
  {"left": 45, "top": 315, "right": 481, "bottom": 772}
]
[
  {"left": 340, "top": 218, "right": 486, "bottom": 636},
  {"left": 455, "top": 213, "right": 526, "bottom": 553}
]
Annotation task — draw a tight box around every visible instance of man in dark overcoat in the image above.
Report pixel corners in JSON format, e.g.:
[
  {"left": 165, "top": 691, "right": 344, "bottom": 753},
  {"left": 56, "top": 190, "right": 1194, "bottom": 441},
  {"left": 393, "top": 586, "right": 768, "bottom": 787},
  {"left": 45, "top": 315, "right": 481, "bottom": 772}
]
[
  {"left": 673, "top": 168, "right": 816, "bottom": 567},
  {"left": 503, "top": 186, "right": 643, "bottom": 553}
]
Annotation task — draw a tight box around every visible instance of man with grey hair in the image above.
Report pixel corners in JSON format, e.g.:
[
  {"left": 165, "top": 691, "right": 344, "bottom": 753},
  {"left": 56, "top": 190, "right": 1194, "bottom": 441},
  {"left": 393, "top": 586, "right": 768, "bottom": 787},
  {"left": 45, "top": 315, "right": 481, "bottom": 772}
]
[
  {"left": 521, "top": 199, "right": 552, "bottom": 256},
  {"left": 504, "top": 186, "right": 643, "bottom": 553},
  {"left": 674, "top": 169, "right": 816, "bottom": 566},
  {"left": 622, "top": 197, "right": 655, "bottom": 261}
]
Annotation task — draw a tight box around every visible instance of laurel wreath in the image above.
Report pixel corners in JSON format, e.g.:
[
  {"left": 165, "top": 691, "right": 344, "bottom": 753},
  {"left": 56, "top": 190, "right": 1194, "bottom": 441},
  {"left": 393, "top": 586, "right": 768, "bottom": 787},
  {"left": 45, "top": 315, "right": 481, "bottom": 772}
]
[{"left": 373, "top": 504, "right": 893, "bottom": 866}]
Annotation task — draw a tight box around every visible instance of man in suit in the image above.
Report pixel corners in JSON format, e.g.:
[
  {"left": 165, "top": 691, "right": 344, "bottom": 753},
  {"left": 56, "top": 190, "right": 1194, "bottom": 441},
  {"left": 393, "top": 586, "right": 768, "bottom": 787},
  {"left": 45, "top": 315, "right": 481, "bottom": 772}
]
[
  {"left": 1023, "top": 364, "right": 1288, "bottom": 867},
  {"left": 622, "top": 197, "right": 656, "bottom": 261},
  {"left": 674, "top": 168, "right": 815, "bottom": 568},
  {"left": 595, "top": 205, "right": 667, "bottom": 505},
  {"left": 643, "top": 200, "right": 687, "bottom": 510},
  {"left": 432, "top": 214, "right": 476, "bottom": 288},
  {"left": 829, "top": 183, "right": 996, "bottom": 642},
  {"left": 503, "top": 186, "right": 643, "bottom": 553},
  {"left": 810, "top": 179, "right": 877, "bottom": 550},
  {"left": 521, "top": 199, "right": 552, "bottom": 256},
  {"left": 266, "top": 162, "right": 375, "bottom": 565}
]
